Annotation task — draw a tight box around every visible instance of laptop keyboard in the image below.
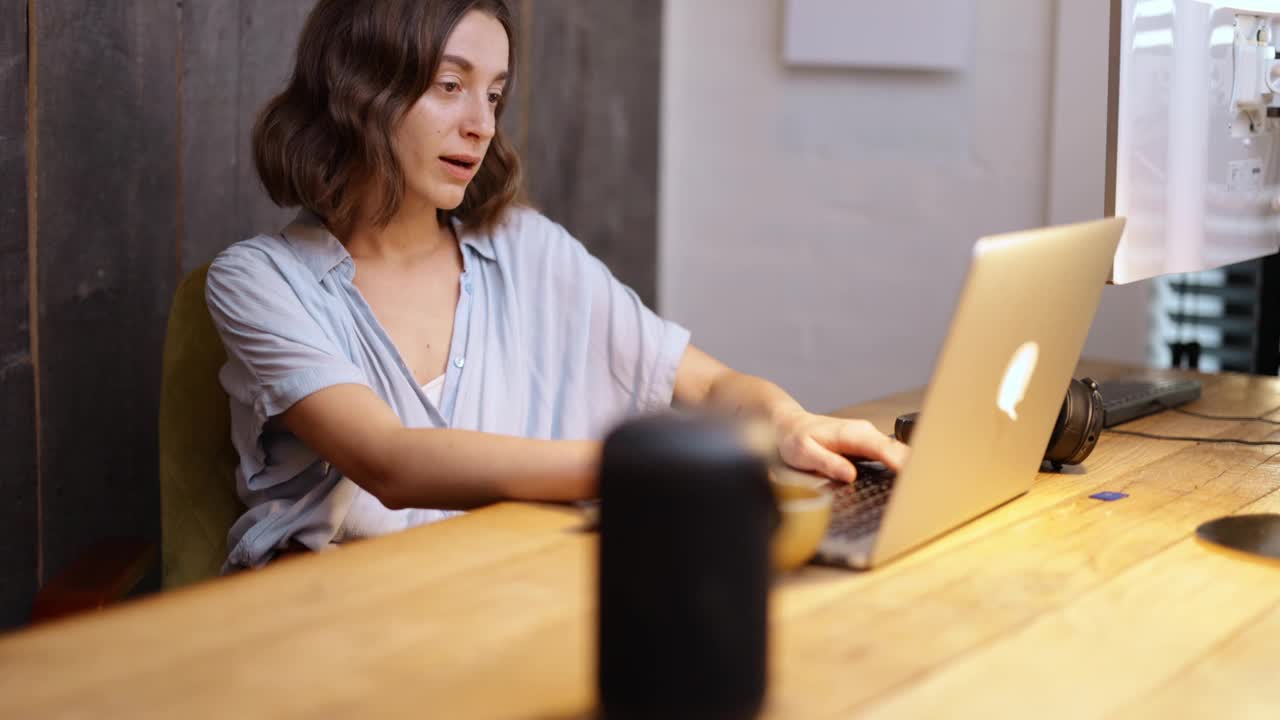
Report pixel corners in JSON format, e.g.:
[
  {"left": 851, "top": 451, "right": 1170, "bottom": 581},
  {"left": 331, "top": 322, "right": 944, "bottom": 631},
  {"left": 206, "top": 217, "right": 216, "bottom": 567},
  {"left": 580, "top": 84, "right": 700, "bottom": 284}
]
[{"left": 827, "top": 462, "right": 897, "bottom": 541}]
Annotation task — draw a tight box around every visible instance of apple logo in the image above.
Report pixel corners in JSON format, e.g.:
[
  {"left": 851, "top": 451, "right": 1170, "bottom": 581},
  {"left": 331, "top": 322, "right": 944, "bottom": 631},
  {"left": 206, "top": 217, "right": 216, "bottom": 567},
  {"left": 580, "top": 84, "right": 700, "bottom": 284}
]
[{"left": 997, "top": 341, "right": 1039, "bottom": 422}]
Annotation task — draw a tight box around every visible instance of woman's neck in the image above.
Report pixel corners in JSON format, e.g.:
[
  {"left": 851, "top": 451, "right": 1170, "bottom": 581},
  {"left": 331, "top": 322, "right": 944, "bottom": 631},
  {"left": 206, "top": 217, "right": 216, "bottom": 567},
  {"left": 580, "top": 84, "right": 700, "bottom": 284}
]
[{"left": 343, "top": 199, "right": 452, "bottom": 265}]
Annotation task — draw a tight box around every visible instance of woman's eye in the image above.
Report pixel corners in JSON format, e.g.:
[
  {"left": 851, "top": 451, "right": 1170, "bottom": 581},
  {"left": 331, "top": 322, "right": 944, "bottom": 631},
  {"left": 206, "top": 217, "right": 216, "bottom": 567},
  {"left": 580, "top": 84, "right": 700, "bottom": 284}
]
[
  {"left": 440, "top": 81, "right": 461, "bottom": 93},
  {"left": 488, "top": 92, "right": 503, "bottom": 104}
]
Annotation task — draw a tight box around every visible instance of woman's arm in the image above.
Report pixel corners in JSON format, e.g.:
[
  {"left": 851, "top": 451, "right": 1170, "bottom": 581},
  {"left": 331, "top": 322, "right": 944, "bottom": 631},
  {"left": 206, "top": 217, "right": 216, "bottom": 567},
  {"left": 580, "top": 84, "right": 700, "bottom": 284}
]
[
  {"left": 674, "top": 344, "right": 908, "bottom": 483},
  {"left": 281, "top": 384, "right": 600, "bottom": 509}
]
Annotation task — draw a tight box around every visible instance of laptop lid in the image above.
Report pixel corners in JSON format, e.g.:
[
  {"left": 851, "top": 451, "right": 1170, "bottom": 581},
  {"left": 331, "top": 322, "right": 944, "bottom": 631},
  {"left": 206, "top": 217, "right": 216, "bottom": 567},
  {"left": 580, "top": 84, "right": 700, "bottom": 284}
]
[{"left": 868, "top": 217, "right": 1126, "bottom": 566}]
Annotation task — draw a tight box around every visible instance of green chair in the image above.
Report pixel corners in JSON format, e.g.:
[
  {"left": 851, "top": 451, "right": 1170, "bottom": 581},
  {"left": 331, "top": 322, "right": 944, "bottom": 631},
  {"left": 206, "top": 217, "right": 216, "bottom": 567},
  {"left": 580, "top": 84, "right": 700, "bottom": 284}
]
[
  {"left": 157, "top": 264, "right": 243, "bottom": 588},
  {"left": 31, "top": 265, "right": 242, "bottom": 621}
]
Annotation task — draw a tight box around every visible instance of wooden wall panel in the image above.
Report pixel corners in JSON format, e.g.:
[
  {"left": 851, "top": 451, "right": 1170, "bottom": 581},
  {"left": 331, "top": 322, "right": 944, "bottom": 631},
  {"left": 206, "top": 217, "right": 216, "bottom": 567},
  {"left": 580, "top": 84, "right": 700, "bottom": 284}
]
[
  {"left": 499, "top": 0, "right": 529, "bottom": 161},
  {"left": 0, "top": 0, "right": 37, "bottom": 629},
  {"left": 234, "top": 0, "right": 312, "bottom": 243},
  {"left": 179, "top": 0, "right": 241, "bottom": 274},
  {"left": 34, "top": 1, "right": 179, "bottom": 586},
  {"left": 524, "top": 0, "right": 661, "bottom": 306},
  {"left": 180, "top": 0, "right": 308, "bottom": 272}
]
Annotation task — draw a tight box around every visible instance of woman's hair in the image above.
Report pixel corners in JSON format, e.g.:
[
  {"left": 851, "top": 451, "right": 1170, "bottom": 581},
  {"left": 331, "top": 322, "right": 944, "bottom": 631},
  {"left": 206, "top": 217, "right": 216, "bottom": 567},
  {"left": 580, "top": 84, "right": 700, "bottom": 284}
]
[{"left": 253, "top": 0, "right": 521, "bottom": 236}]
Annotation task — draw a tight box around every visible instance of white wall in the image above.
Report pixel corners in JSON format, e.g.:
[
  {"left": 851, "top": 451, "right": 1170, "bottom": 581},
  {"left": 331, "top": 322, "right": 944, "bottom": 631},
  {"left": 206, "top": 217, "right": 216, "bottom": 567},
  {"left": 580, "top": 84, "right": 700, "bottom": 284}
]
[
  {"left": 660, "top": 0, "right": 1149, "bottom": 412},
  {"left": 1048, "top": 0, "right": 1152, "bottom": 365}
]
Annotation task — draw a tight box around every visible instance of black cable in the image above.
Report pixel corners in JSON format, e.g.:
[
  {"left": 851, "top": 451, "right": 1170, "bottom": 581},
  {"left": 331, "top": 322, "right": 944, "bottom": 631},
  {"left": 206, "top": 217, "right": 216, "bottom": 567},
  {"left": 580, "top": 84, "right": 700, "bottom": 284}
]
[
  {"left": 1167, "top": 406, "right": 1280, "bottom": 425},
  {"left": 1105, "top": 428, "right": 1280, "bottom": 446},
  {"left": 1130, "top": 398, "right": 1280, "bottom": 424}
]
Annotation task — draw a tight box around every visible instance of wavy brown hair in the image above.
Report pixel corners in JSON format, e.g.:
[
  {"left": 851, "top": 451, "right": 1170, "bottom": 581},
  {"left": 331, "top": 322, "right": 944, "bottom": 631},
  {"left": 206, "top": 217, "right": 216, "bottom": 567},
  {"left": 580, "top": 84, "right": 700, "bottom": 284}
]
[{"left": 253, "top": 0, "right": 522, "bottom": 236}]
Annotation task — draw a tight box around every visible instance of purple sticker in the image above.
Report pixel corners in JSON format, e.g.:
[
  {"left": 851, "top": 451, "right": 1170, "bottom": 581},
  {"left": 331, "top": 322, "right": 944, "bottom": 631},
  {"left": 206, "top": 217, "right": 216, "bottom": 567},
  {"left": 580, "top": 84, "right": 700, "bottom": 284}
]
[{"left": 1090, "top": 491, "right": 1128, "bottom": 502}]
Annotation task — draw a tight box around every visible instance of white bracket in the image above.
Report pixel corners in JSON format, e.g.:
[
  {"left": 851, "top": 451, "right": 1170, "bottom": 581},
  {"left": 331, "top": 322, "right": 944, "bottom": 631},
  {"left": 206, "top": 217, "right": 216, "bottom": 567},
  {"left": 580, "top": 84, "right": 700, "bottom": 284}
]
[{"left": 1232, "top": 14, "right": 1280, "bottom": 132}]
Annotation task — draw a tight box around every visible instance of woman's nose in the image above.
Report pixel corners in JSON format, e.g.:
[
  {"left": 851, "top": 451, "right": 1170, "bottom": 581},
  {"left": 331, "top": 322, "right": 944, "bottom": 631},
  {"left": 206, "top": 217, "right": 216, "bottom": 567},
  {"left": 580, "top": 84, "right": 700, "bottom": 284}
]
[{"left": 462, "top": 97, "right": 495, "bottom": 140}]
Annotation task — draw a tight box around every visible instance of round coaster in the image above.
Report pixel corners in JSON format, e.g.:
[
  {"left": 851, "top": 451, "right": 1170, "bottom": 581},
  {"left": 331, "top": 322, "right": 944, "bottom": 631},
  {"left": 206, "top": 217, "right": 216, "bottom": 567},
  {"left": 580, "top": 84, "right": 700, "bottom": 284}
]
[{"left": 1195, "top": 514, "right": 1280, "bottom": 560}]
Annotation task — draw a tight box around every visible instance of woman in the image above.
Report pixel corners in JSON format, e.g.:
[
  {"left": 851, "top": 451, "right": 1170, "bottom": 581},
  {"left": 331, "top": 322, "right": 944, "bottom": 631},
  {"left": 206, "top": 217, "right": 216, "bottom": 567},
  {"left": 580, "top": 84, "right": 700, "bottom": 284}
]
[{"left": 206, "top": 0, "right": 908, "bottom": 570}]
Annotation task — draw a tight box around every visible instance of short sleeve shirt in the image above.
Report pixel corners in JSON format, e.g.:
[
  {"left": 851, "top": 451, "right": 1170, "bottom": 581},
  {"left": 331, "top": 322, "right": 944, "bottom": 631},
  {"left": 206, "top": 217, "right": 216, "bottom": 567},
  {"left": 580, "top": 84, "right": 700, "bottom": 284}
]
[{"left": 205, "top": 207, "right": 690, "bottom": 570}]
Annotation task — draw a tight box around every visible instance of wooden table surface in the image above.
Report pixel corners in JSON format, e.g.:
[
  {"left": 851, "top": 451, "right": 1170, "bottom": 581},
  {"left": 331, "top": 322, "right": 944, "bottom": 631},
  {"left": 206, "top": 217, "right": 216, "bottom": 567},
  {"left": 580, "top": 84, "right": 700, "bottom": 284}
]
[{"left": 3, "top": 362, "right": 1280, "bottom": 719}]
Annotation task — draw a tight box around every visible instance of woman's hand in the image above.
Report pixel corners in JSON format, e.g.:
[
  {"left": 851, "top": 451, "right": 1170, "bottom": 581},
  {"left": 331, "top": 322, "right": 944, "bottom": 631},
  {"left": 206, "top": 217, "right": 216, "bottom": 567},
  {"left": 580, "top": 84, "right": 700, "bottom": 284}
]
[
  {"left": 772, "top": 409, "right": 909, "bottom": 483},
  {"left": 673, "top": 346, "right": 909, "bottom": 483}
]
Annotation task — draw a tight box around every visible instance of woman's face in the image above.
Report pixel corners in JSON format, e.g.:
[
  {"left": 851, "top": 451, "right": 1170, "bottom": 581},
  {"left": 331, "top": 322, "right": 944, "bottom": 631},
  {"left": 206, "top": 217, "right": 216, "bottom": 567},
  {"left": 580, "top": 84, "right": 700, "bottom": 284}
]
[{"left": 393, "top": 10, "right": 509, "bottom": 213}]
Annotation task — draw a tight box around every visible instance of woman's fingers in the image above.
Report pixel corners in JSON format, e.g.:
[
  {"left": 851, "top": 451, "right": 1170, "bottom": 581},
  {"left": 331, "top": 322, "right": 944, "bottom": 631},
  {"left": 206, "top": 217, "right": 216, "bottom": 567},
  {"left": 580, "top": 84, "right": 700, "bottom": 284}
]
[
  {"left": 775, "top": 414, "right": 911, "bottom": 483},
  {"left": 809, "top": 436, "right": 859, "bottom": 483},
  {"left": 820, "top": 419, "right": 909, "bottom": 470}
]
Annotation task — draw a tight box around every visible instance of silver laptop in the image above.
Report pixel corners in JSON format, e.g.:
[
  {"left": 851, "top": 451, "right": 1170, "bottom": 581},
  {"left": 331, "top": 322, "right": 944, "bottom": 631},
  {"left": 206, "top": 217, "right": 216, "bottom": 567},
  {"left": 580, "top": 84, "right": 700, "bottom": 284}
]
[{"left": 809, "top": 217, "right": 1126, "bottom": 569}]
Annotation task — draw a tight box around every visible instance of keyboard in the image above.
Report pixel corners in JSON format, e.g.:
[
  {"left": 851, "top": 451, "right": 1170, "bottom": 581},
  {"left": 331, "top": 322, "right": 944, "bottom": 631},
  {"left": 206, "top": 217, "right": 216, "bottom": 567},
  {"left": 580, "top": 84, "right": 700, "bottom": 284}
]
[
  {"left": 827, "top": 462, "right": 897, "bottom": 541},
  {"left": 1097, "top": 377, "right": 1202, "bottom": 427}
]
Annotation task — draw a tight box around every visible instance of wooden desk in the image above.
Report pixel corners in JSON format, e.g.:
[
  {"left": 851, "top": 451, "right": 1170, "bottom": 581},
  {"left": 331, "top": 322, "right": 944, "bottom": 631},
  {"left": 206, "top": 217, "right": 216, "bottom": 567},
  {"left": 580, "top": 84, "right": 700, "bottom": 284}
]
[{"left": 3, "top": 363, "right": 1280, "bottom": 718}]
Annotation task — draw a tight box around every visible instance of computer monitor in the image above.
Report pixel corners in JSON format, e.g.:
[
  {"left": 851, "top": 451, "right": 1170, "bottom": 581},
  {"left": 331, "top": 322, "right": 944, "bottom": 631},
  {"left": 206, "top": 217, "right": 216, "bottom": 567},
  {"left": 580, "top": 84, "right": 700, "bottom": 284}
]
[{"left": 1108, "top": 0, "right": 1280, "bottom": 284}]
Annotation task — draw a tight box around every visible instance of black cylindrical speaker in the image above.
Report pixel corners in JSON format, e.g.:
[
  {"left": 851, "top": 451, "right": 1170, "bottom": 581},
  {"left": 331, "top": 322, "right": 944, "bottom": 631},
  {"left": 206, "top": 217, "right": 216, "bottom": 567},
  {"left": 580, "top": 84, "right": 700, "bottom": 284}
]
[{"left": 597, "top": 413, "right": 777, "bottom": 720}]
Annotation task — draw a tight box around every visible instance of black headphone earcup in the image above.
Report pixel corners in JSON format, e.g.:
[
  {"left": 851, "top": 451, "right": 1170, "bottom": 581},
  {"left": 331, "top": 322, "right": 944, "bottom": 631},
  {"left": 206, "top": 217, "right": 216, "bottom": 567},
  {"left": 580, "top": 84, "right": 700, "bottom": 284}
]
[{"left": 1044, "top": 377, "right": 1104, "bottom": 468}]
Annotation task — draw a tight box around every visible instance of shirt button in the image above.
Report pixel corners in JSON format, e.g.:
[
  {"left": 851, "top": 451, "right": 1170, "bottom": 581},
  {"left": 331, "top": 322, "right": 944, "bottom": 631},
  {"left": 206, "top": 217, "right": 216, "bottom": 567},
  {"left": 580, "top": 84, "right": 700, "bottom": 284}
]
[
  {"left": 454, "top": 356, "right": 465, "bottom": 369},
  {"left": 464, "top": 282, "right": 473, "bottom": 294}
]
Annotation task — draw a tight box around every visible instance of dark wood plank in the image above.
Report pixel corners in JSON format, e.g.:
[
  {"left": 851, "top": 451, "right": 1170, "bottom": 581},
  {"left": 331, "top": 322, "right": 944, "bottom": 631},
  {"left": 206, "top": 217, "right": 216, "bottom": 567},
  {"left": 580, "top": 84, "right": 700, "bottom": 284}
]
[
  {"left": 34, "top": 1, "right": 178, "bottom": 589},
  {"left": 179, "top": 0, "right": 242, "bottom": 273},
  {"left": 0, "top": 0, "right": 38, "bottom": 630},
  {"left": 234, "top": 0, "right": 312, "bottom": 242},
  {"left": 498, "top": 0, "right": 530, "bottom": 161},
  {"left": 180, "top": 1, "right": 311, "bottom": 271},
  {"left": 525, "top": 1, "right": 661, "bottom": 306}
]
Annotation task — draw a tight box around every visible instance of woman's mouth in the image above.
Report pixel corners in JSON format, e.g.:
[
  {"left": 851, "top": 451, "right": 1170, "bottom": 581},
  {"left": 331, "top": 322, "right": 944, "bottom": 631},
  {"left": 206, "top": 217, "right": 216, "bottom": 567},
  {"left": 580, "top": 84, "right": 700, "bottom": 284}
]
[{"left": 439, "top": 155, "right": 480, "bottom": 181}]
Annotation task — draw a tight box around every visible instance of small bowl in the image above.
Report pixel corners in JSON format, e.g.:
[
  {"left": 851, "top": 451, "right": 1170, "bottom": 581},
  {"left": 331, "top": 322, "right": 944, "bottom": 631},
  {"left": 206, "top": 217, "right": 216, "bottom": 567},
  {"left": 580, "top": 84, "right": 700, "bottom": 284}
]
[{"left": 769, "top": 468, "right": 833, "bottom": 571}]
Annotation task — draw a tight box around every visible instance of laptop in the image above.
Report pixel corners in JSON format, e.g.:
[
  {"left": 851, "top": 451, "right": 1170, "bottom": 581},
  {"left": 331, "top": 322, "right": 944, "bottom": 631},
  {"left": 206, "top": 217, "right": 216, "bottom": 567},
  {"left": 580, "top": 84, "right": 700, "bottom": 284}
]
[{"left": 806, "top": 217, "right": 1126, "bottom": 569}]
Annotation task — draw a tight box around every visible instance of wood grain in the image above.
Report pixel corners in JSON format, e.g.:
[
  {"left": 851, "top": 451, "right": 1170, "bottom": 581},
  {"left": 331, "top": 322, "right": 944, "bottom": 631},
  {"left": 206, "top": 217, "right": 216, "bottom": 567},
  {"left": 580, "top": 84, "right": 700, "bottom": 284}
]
[
  {"left": 497, "top": 0, "right": 530, "bottom": 161},
  {"left": 180, "top": 0, "right": 308, "bottom": 273},
  {"left": 0, "top": 503, "right": 589, "bottom": 718},
  {"left": 860, "top": 487, "right": 1280, "bottom": 719},
  {"left": 33, "top": 1, "right": 178, "bottom": 591},
  {"left": 1, "top": 366, "right": 1278, "bottom": 718},
  {"left": 1119, "top": 577, "right": 1280, "bottom": 719},
  {"left": 0, "top": 0, "right": 38, "bottom": 630},
  {"left": 178, "top": 0, "right": 242, "bottom": 273},
  {"left": 232, "top": 0, "right": 312, "bottom": 244}
]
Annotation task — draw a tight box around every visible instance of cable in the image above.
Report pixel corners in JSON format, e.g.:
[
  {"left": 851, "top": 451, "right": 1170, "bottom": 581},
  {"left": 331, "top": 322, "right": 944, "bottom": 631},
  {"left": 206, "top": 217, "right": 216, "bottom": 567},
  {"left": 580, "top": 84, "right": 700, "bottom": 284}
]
[
  {"left": 1167, "top": 406, "right": 1280, "bottom": 425},
  {"left": 1103, "top": 401, "right": 1280, "bottom": 444},
  {"left": 1105, "top": 428, "right": 1280, "bottom": 446}
]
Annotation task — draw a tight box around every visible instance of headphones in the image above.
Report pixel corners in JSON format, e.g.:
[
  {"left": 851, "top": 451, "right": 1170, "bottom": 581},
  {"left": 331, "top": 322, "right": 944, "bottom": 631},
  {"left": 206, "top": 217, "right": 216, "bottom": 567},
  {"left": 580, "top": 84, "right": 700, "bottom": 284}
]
[{"left": 893, "top": 377, "right": 1105, "bottom": 471}]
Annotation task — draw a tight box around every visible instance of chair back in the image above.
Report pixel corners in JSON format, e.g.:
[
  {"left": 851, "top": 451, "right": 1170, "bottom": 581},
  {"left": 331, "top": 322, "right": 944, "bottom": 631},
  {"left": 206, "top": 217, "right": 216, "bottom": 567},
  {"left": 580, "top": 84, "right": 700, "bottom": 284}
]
[{"left": 158, "top": 265, "right": 243, "bottom": 588}]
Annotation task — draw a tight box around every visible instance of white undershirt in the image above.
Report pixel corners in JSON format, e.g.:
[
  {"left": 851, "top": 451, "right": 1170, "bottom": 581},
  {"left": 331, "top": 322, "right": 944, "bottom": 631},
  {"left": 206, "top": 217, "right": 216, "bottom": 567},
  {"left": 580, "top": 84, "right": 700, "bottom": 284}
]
[{"left": 421, "top": 374, "right": 445, "bottom": 408}]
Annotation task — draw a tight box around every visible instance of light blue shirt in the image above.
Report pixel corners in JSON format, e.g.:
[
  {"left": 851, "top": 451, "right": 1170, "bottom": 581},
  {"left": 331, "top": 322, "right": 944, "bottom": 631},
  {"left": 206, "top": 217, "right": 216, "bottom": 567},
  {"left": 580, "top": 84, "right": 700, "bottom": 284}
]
[{"left": 205, "top": 208, "right": 690, "bottom": 570}]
